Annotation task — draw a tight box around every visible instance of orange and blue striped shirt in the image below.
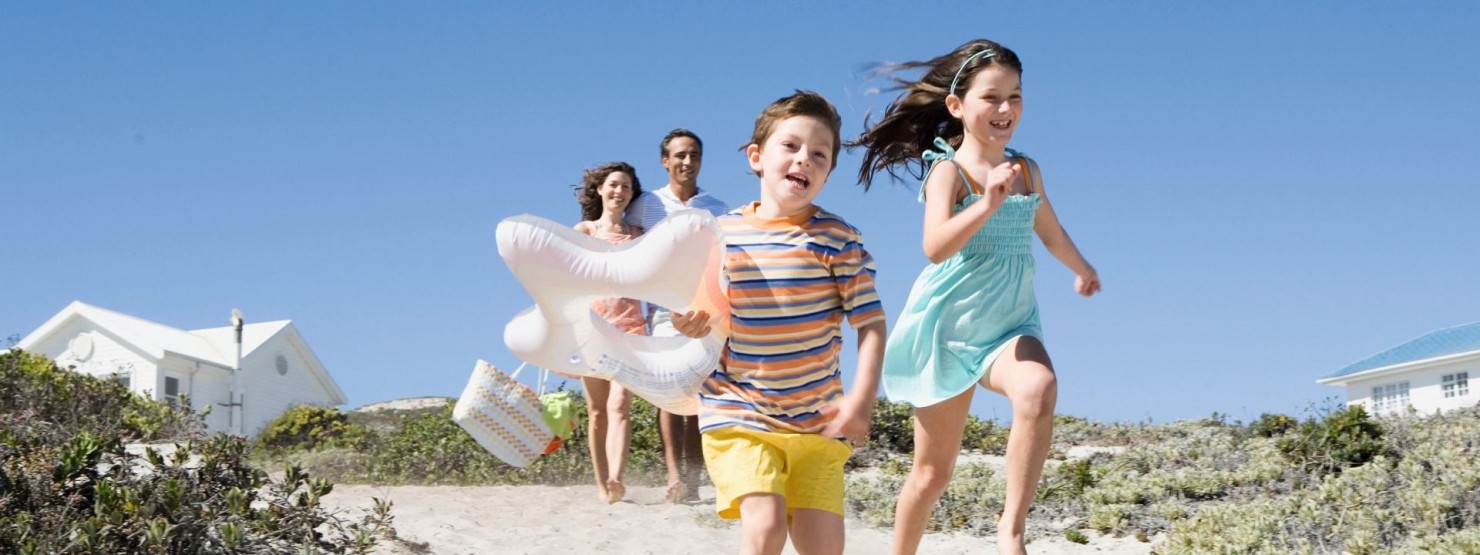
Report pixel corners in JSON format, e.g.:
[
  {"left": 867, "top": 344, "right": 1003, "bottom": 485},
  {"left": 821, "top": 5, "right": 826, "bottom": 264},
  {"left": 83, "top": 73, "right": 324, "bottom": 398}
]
[{"left": 698, "top": 202, "right": 886, "bottom": 434}]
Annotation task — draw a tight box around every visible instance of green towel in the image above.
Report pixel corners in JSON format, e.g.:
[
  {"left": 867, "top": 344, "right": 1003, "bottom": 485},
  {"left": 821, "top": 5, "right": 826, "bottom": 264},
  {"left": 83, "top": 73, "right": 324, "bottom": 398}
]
[{"left": 539, "top": 391, "right": 577, "bottom": 440}]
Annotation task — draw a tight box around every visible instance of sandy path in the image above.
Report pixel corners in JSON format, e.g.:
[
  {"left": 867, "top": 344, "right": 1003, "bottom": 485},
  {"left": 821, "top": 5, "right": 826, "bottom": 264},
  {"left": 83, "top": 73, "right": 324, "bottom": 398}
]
[{"left": 326, "top": 482, "right": 1157, "bottom": 555}]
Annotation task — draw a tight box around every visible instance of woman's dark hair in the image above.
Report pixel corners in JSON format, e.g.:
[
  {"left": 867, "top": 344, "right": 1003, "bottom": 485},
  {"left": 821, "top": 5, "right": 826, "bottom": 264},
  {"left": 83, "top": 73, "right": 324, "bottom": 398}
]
[
  {"left": 847, "top": 39, "right": 1022, "bottom": 190},
  {"left": 573, "top": 161, "right": 642, "bottom": 221}
]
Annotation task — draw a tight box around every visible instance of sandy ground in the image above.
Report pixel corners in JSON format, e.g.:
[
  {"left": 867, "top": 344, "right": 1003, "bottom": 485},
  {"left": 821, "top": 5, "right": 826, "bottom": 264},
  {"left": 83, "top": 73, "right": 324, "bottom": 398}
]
[{"left": 325, "top": 480, "right": 1158, "bottom": 555}]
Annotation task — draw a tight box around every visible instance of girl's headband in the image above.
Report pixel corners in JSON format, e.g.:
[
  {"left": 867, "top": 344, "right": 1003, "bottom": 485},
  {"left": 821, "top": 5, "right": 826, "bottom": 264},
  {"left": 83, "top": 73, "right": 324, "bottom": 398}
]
[{"left": 948, "top": 49, "right": 995, "bottom": 96}]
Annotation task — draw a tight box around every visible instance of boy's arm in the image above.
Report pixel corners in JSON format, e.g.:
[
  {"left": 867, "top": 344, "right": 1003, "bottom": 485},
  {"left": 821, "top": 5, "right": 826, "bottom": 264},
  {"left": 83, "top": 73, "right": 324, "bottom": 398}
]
[{"left": 821, "top": 319, "right": 886, "bottom": 445}]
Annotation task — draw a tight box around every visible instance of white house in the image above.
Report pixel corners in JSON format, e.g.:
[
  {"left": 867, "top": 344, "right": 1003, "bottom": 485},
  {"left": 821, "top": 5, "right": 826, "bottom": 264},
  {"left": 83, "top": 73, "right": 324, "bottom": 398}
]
[
  {"left": 1317, "top": 322, "right": 1478, "bottom": 416},
  {"left": 17, "top": 301, "right": 347, "bottom": 436}
]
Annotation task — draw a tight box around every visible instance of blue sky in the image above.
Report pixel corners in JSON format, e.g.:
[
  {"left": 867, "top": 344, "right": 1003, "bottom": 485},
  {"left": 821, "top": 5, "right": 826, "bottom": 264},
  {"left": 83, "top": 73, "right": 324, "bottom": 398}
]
[{"left": 4, "top": 3, "right": 1478, "bottom": 424}]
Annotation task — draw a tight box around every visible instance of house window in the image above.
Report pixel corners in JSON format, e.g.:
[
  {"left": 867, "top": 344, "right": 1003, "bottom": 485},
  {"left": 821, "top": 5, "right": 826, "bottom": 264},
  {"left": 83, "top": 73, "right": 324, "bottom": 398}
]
[
  {"left": 1443, "top": 372, "right": 1470, "bottom": 398},
  {"left": 1371, "top": 381, "right": 1410, "bottom": 415},
  {"left": 164, "top": 376, "right": 181, "bottom": 407},
  {"left": 114, "top": 373, "right": 131, "bottom": 391}
]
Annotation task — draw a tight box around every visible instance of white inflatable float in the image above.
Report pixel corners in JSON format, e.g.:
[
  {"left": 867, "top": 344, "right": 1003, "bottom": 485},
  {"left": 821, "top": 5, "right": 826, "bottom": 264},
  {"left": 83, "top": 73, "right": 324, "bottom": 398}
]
[{"left": 496, "top": 208, "right": 729, "bottom": 415}]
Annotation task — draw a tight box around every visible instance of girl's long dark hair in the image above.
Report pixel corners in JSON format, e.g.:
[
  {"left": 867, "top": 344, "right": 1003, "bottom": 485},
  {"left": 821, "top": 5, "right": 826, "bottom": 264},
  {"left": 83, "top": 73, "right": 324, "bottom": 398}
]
[{"left": 847, "top": 39, "right": 1022, "bottom": 190}]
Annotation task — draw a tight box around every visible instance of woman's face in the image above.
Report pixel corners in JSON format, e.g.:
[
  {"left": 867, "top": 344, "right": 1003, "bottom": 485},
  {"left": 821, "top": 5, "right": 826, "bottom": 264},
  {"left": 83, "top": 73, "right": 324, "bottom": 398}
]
[{"left": 598, "top": 171, "right": 635, "bottom": 215}]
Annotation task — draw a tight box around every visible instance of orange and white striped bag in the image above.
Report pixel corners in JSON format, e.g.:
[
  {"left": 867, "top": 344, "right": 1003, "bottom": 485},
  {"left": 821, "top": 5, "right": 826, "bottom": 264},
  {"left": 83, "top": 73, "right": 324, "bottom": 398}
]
[{"left": 452, "top": 360, "right": 554, "bottom": 468}]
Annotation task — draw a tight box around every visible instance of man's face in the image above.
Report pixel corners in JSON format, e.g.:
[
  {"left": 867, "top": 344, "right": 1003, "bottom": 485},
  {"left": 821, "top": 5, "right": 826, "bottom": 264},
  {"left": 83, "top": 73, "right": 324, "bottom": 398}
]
[{"left": 662, "top": 136, "right": 702, "bottom": 188}]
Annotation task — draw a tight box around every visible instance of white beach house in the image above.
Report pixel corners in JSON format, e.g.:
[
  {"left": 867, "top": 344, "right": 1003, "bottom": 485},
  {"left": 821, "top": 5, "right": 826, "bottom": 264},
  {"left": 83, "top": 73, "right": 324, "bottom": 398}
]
[
  {"left": 16, "top": 301, "right": 347, "bottom": 436},
  {"left": 1317, "top": 322, "right": 1479, "bottom": 416}
]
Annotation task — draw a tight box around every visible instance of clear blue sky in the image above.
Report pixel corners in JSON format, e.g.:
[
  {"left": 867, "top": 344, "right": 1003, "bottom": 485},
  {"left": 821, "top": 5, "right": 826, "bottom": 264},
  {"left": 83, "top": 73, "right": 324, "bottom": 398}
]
[{"left": 4, "top": 3, "right": 1478, "bottom": 424}]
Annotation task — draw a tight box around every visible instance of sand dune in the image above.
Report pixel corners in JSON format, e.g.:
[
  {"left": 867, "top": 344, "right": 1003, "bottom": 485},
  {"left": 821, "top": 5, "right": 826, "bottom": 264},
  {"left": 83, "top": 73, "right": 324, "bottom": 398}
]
[{"left": 327, "top": 482, "right": 1157, "bottom": 555}]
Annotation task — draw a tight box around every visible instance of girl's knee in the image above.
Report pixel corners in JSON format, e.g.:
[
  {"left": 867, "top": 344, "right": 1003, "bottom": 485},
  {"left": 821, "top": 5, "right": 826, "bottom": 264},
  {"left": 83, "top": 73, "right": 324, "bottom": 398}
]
[
  {"left": 1010, "top": 370, "right": 1058, "bottom": 417},
  {"left": 910, "top": 461, "right": 956, "bottom": 496}
]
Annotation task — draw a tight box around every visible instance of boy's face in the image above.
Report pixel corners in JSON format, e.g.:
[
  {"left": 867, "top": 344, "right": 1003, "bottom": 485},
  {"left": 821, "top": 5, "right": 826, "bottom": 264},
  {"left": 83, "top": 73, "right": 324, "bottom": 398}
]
[{"left": 746, "top": 115, "right": 834, "bottom": 217}]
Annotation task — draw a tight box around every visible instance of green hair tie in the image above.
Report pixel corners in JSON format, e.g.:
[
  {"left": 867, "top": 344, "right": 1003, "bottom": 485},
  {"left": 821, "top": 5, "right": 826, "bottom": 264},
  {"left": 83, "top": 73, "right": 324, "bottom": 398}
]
[{"left": 949, "top": 49, "right": 995, "bottom": 97}]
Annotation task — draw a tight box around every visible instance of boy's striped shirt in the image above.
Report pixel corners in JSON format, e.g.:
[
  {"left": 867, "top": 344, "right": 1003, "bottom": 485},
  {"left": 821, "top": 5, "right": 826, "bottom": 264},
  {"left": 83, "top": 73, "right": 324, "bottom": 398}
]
[{"left": 699, "top": 202, "right": 886, "bottom": 434}]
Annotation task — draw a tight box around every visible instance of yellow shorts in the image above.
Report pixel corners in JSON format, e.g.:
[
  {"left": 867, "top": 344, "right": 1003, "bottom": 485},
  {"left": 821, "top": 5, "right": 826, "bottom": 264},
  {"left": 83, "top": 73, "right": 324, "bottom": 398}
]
[{"left": 701, "top": 427, "right": 853, "bottom": 520}]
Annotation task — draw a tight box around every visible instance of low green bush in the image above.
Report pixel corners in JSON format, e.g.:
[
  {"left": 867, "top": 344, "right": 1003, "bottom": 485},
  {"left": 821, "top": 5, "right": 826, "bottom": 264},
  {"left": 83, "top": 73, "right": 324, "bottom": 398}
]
[
  {"left": 0, "top": 350, "right": 393, "bottom": 554},
  {"left": 256, "top": 404, "right": 362, "bottom": 452},
  {"left": 287, "top": 392, "right": 673, "bottom": 487},
  {"left": 1276, "top": 405, "right": 1386, "bottom": 475},
  {"left": 1248, "top": 412, "right": 1297, "bottom": 438},
  {"left": 1064, "top": 528, "right": 1089, "bottom": 544}
]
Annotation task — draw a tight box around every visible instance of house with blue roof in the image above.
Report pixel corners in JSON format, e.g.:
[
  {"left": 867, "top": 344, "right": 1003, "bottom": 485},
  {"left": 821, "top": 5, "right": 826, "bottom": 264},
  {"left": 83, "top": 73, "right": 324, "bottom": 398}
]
[{"left": 1317, "top": 322, "right": 1479, "bottom": 416}]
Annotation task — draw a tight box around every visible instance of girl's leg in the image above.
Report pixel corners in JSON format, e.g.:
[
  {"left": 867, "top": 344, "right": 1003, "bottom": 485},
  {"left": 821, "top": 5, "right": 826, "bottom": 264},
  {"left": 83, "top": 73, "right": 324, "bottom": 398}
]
[
  {"left": 659, "top": 408, "right": 686, "bottom": 502},
  {"left": 581, "top": 376, "right": 613, "bottom": 502},
  {"left": 737, "top": 493, "right": 789, "bottom": 555},
  {"left": 891, "top": 386, "right": 975, "bottom": 555},
  {"left": 604, "top": 382, "right": 633, "bottom": 503},
  {"left": 981, "top": 337, "right": 1057, "bottom": 555},
  {"left": 789, "top": 508, "right": 845, "bottom": 555}
]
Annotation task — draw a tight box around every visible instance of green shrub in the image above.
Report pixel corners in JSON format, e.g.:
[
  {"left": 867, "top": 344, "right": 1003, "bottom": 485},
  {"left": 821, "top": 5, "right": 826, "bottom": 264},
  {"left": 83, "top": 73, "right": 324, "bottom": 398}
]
[
  {"left": 928, "top": 463, "right": 1004, "bottom": 534},
  {"left": 0, "top": 350, "right": 393, "bottom": 554},
  {"left": 0, "top": 350, "right": 201, "bottom": 444},
  {"left": 1087, "top": 502, "right": 1135, "bottom": 534},
  {"left": 1277, "top": 405, "right": 1386, "bottom": 474},
  {"left": 863, "top": 398, "right": 1009, "bottom": 457},
  {"left": 838, "top": 400, "right": 1480, "bottom": 552},
  {"left": 1248, "top": 412, "right": 1298, "bottom": 438},
  {"left": 1064, "top": 528, "right": 1089, "bottom": 544},
  {"left": 1037, "top": 458, "right": 1099, "bottom": 501},
  {"left": 868, "top": 398, "right": 916, "bottom": 454},
  {"left": 257, "top": 404, "right": 362, "bottom": 451},
  {"left": 961, "top": 415, "right": 1009, "bottom": 455},
  {"left": 292, "top": 393, "right": 672, "bottom": 486}
]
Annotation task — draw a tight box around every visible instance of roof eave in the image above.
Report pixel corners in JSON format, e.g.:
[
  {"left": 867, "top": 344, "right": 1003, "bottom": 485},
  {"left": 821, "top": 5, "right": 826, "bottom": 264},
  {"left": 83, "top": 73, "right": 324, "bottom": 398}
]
[{"left": 1318, "top": 349, "right": 1480, "bottom": 386}]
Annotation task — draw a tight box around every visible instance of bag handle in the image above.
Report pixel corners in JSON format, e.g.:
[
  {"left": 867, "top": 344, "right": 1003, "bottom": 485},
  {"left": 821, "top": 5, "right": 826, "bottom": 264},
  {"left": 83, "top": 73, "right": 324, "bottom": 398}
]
[
  {"left": 509, "top": 361, "right": 552, "bottom": 396},
  {"left": 508, "top": 361, "right": 529, "bottom": 379}
]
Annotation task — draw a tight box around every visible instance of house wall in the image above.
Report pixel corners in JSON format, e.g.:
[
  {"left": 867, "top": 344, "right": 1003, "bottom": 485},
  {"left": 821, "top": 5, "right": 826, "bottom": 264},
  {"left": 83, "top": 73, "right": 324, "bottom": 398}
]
[
  {"left": 155, "top": 358, "right": 234, "bottom": 432},
  {"left": 239, "top": 332, "right": 341, "bottom": 435},
  {"left": 28, "top": 320, "right": 158, "bottom": 398},
  {"left": 1343, "top": 357, "right": 1479, "bottom": 415}
]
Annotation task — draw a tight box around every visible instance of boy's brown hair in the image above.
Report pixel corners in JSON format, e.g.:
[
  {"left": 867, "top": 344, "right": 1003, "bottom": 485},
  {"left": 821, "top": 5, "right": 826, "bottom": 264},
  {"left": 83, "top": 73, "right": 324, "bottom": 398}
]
[{"left": 743, "top": 90, "right": 843, "bottom": 176}]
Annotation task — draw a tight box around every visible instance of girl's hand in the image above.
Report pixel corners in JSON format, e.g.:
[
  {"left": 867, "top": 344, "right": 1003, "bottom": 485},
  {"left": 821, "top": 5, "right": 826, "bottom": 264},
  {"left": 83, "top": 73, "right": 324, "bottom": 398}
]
[
  {"left": 982, "top": 161, "right": 1020, "bottom": 213},
  {"left": 1075, "top": 268, "right": 1101, "bottom": 297},
  {"left": 670, "top": 310, "right": 712, "bottom": 338}
]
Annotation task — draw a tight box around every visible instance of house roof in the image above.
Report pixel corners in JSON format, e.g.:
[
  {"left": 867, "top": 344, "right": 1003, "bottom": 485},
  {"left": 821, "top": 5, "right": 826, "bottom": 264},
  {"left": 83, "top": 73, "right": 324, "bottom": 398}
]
[
  {"left": 19, "top": 301, "right": 348, "bottom": 408},
  {"left": 19, "top": 301, "right": 290, "bottom": 369},
  {"left": 1325, "top": 321, "right": 1480, "bottom": 380},
  {"left": 192, "top": 321, "right": 294, "bottom": 364}
]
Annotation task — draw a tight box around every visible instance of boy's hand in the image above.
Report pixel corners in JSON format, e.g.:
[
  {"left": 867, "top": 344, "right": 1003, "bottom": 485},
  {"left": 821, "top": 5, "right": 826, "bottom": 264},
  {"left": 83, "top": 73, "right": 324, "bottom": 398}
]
[
  {"left": 819, "top": 399, "right": 872, "bottom": 448},
  {"left": 670, "top": 310, "right": 712, "bottom": 338}
]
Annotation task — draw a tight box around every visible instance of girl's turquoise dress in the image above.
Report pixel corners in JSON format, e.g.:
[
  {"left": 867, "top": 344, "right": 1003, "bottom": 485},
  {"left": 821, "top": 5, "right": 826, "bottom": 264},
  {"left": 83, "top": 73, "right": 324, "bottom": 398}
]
[{"left": 882, "top": 145, "right": 1043, "bottom": 407}]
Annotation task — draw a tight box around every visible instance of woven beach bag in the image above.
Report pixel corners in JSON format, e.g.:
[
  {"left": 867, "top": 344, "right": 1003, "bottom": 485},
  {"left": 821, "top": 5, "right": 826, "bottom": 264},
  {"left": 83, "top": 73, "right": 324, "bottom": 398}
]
[{"left": 452, "top": 360, "right": 554, "bottom": 468}]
